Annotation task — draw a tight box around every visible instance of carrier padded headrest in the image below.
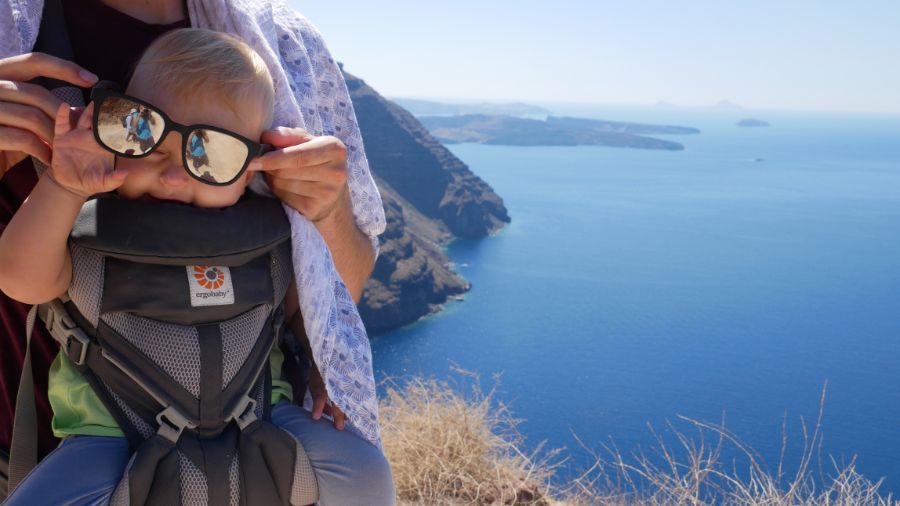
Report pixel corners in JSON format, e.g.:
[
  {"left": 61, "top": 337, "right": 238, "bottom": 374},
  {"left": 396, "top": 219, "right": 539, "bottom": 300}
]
[{"left": 71, "top": 193, "right": 291, "bottom": 266}]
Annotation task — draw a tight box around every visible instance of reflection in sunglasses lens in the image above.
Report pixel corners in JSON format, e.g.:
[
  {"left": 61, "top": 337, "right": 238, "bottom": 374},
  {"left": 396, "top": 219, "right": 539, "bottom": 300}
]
[
  {"left": 96, "top": 97, "right": 165, "bottom": 155},
  {"left": 184, "top": 129, "right": 249, "bottom": 184}
]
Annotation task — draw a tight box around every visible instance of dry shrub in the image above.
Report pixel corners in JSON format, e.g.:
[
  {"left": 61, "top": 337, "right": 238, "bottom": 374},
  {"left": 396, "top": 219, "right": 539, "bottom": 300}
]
[
  {"left": 379, "top": 368, "right": 558, "bottom": 505},
  {"left": 379, "top": 374, "right": 897, "bottom": 506},
  {"left": 561, "top": 383, "right": 899, "bottom": 506}
]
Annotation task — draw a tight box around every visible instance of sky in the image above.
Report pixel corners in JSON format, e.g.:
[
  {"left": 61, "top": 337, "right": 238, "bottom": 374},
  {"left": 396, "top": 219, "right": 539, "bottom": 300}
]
[{"left": 291, "top": 1, "right": 900, "bottom": 114}]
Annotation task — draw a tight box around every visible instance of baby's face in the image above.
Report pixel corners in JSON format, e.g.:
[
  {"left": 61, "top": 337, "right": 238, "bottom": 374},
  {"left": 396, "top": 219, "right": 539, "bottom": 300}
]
[{"left": 114, "top": 83, "right": 267, "bottom": 208}]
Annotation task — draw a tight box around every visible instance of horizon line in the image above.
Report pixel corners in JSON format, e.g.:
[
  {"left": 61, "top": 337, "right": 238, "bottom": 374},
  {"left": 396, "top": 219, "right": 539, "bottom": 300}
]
[{"left": 385, "top": 95, "right": 900, "bottom": 117}]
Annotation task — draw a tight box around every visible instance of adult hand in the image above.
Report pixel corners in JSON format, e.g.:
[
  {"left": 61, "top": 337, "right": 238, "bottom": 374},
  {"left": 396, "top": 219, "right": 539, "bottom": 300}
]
[
  {"left": 308, "top": 361, "right": 348, "bottom": 430},
  {"left": 249, "top": 127, "right": 349, "bottom": 223},
  {"left": 0, "top": 52, "right": 98, "bottom": 175},
  {"left": 284, "top": 303, "right": 348, "bottom": 431}
]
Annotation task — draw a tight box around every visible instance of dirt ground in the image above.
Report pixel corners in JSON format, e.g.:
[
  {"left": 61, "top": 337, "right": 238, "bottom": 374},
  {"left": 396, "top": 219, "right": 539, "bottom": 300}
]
[
  {"left": 97, "top": 109, "right": 165, "bottom": 155},
  {"left": 184, "top": 131, "right": 249, "bottom": 182}
]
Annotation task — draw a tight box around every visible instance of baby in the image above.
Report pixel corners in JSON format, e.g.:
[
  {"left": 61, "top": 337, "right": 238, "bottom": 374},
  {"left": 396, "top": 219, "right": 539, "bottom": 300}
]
[
  {"left": 0, "top": 28, "right": 391, "bottom": 505},
  {"left": 0, "top": 28, "right": 272, "bottom": 299}
]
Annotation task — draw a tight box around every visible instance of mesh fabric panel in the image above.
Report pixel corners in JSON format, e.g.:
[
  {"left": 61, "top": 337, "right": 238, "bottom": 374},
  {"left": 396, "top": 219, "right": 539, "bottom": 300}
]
[
  {"left": 229, "top": 452, "right": 240, "bottom": 506},
  {"left": 53, "top": 86, "right": 85, "bottom": 106},
  {"left": 68, "top": 245, "right": 105, "bottom": 328},
  {"left": 287, "top": 430, "right": 319, "bottom": 505},
  {"left": 179, "top": 451, "right": 208, "bottom": 506},
  {"left": 103, "top": 312, "right": 201, "bottom": 397},
  {"left": 221, "top": 304, "right": 270, "bottom": 389},
  {"left": 109, "top": 453, "right": 136, "bottom": 506},
  {"left": 104, "top": 383, "right": 154, "bottom": 439}
]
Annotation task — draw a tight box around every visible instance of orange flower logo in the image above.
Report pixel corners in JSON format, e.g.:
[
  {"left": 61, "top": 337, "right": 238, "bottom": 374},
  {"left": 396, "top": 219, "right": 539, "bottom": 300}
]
[{"left": 193, "top": 266, "right": 225, "bottom": 290}]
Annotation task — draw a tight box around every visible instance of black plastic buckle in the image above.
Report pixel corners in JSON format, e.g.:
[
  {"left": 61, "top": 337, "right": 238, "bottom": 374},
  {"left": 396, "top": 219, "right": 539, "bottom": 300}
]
[
  {"left": 155, "top": 405, "right": 198, "bottom": 444},
  {"left": 230, "top": 396, "right": 258, "bottom": 431},
  {"left": 273, "top": 308, "right": 286, "bottom": 345},
  {"left": 44, "top": 299, "right": 91, "bottom": 366}
]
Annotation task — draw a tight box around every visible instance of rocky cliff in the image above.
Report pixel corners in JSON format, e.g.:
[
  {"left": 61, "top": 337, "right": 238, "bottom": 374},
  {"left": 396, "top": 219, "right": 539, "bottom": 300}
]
[
  {"left": 344, "top": 71, "right": 510, "bottom": 239},
  {"left": 342, "top": 68, "right": 510, "bottom": 333}
]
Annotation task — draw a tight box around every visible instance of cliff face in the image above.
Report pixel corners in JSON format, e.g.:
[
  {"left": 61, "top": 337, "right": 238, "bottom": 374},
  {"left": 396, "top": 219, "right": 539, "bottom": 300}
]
[
  {"left": 344, "top": 71, "right": 510, "bottom": 239},
  {"left": 342, "top": 69, "right": 508, "bottom": 333},
  {"left": 358, "top": 180, "right": 471, "bottom": 333}
]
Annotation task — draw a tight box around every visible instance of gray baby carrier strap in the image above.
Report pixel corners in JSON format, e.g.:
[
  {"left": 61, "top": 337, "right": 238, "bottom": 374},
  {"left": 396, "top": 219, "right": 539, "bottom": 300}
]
[{"left": 42, "top": 194, "right": 317, "bottom": 505}]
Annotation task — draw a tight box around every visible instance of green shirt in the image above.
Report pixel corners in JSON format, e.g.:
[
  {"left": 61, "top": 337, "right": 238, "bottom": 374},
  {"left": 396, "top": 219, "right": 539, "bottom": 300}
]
[{"left": 48, "top": 347, "right": 293, "bottom": 439}]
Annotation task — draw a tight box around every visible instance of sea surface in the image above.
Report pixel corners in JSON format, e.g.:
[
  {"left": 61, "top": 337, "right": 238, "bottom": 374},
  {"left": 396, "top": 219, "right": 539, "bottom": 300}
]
[{"left": 370, "top": 104, "right": 900, "bottom": 494}]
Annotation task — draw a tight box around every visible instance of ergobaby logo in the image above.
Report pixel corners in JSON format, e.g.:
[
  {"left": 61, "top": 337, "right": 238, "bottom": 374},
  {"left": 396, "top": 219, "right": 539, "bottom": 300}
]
[{"left": 187, "top": 266, "right": 235, "bottom": 307}]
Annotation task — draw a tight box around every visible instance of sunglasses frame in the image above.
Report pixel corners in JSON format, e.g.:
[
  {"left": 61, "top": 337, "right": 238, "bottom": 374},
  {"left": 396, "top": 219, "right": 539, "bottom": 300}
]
[{"left": 90, "top": 84, "right": 272, "bottom": 187}]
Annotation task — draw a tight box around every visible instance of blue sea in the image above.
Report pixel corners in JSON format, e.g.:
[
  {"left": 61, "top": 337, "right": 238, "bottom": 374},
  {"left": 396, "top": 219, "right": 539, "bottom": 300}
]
[{"left": 370, "top": 104, "right": 900, "bottom": 494}]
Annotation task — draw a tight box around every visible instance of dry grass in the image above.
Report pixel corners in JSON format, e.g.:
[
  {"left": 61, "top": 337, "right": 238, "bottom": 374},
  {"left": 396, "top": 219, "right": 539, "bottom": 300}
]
[
  {"left": 379, "top": 373, "right": 897, "bottom": 506},
  {"left": 379, "top": 368, "right": 557, "bottom": 505}
]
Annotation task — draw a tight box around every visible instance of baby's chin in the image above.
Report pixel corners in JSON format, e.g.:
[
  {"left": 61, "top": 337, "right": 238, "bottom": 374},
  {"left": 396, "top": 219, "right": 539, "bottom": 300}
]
[{"left": 115, "top": 190, "right": 245, "bottom": 209}]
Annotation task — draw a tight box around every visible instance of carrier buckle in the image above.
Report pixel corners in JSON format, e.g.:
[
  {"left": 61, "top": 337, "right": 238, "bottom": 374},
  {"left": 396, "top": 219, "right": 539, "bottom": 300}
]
[
  {"left": 273, "top": 308, "right": 285, "bottom": 345},
  {"left": 230, "top": 396, "right": 258, "bottom": 431},
  {"left": 42, "top": 299, "right": 91, "bottom": 366},
  {"left": 155, "top": 405, "right": 197, "bottom": 444}
]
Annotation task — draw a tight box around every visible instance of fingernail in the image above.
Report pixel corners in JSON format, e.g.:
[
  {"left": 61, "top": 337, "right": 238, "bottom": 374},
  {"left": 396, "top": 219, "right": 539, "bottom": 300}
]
[
  {"left": 247, "top": 159, "right": 262, "bottom": 171},
  {"left": 79, "top": 69, "right": 99, "bottom": 83}
]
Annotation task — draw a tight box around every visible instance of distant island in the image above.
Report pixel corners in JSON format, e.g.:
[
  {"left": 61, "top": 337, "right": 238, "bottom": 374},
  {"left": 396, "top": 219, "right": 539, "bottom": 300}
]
[
  {"left": 709, "top": 99, "right": 744, "bottom": 110},
  {"left": 392, "top": 98, "right": 551, "bottom": 117},
  {"left": 417, "top": 114, "right": 699, "bottom": 151},
  {"left": 737, "top": 118, "right": 770, "bottom": 127},
  {"left": 547, "top": 116, "right": 699, "bottom": 135}
]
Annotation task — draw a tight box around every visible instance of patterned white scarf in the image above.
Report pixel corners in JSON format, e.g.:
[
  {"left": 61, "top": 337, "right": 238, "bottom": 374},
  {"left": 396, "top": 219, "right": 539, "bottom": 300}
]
[{"left": 2, "top": 0, "right": 386, "bottom": 448}]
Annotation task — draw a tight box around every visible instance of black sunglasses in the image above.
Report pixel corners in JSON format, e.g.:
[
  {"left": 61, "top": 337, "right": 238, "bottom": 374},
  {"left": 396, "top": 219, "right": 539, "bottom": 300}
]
[{"left": 90, "top": 82, "right": 273, "bottom": 186}]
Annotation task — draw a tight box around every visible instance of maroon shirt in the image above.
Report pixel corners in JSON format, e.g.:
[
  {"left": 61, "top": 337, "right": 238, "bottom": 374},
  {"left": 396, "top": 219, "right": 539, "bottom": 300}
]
[{"left": 0, "top": 0, "right": 188, "bottom": 457}]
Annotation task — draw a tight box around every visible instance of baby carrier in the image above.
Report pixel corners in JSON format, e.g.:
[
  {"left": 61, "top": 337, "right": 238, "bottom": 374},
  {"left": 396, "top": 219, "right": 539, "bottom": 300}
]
[{"left": 31, "top": 193, "right": 317, "bottom": 505}]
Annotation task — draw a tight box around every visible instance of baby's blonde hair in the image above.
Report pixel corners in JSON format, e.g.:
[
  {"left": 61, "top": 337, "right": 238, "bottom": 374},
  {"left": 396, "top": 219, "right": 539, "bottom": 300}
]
[{"left": 129, "top": 28, "right": 275, "bottom": 128}]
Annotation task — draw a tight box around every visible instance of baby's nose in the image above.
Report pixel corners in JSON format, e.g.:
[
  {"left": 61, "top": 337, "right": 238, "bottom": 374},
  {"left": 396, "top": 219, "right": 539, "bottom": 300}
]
[{"left": 159, "top": 162, "right": 189, "bottom": 187}]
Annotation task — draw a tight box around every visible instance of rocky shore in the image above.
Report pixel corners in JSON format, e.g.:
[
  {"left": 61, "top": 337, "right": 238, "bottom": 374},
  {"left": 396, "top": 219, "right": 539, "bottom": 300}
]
[{"left": 342, "top": 67, "right": 510, "bottom": 333}]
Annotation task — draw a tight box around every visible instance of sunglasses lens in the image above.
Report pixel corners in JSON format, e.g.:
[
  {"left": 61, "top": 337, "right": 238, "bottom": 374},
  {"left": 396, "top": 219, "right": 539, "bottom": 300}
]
[
  {"left": 184, "top": 129, "right": 249, "bottom": 184},
  {"left": 96, "top": 97, "right": 165, "bottom": 156}
]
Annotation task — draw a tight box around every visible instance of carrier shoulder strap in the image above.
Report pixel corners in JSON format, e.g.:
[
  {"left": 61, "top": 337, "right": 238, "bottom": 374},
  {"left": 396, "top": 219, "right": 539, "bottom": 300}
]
[
  {"left": 9, "top": 295, "right": 85, "bottom": 493},
  {"left": 7, "top": 305, "right": 39, "bottom": 493},
  {"left": 8, "top": 0, "right": 84, "bottom": 490}
]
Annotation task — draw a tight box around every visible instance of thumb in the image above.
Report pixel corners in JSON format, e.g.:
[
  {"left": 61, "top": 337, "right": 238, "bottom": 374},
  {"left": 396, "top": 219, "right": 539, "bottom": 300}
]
[
  {"left": 75, "top": 103, "right": 94, "bottom": 131},
  {"left": 53, "top": 103, "right": 75, "bottom": 137},
  {"left": 260, "top": 126, "right": 314, "bottom": 148},
  {"left": 99, "top": 165, "right": 129, "bottom": 193}
]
